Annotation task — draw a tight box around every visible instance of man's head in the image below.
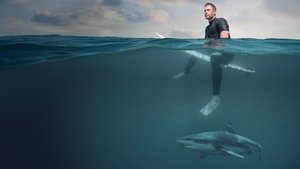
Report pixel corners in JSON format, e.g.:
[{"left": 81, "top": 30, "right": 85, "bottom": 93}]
[{"left": 204, "top": 2, "right": 216, "bottom": 21}]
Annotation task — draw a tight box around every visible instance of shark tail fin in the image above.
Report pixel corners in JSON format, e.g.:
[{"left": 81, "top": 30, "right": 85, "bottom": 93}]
[{"left": 259, "top": 152, "right": 262, "bottom": 161}]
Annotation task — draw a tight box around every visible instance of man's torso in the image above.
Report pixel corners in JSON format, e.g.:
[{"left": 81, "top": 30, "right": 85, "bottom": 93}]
[{"left": 205, "top": 18, "right": 230, "bottom": 38}]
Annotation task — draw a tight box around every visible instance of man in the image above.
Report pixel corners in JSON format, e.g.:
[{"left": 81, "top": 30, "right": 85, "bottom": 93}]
[
  {"left": 204, "top": 3, "right": 230, "bottom": 38},
  {"left": 175, "top": 2, "right": 233, "bottom": 116}
]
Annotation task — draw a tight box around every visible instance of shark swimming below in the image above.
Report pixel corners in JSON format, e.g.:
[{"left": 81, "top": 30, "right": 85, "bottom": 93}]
[{"left": 176, "top": 122, "right": 263, "bottom": 160}]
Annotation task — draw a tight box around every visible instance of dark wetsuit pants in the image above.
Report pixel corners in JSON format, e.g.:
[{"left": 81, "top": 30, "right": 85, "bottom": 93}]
[{"left": 184, "top": 52, "right": 234, "bottom": 95}]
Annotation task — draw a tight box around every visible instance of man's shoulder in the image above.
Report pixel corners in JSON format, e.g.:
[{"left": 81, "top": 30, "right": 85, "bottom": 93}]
[
  {"left": 215, "top": 18, "right": 229, "bottom": 27},
  {"left": 216, "top": 17, "right": 228, "bottom": 22}
]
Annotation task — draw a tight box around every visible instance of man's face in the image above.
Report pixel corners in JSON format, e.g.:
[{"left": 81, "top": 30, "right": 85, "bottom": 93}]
[{"left": 204, "top": 5, "right": 216, "bottom": 21}]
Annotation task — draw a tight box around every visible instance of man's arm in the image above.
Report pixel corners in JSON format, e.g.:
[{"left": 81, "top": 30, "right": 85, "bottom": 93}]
[
  {"left": 217, "top": 18, "right": 230, "bottom": 38},
  {"left": 220, "top": 31, "right": 230, "bottom": 38}
]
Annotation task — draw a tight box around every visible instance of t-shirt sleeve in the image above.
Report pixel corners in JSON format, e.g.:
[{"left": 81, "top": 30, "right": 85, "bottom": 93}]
[{"left": 217, "top": 18, "right": 229, "bottom": 33}]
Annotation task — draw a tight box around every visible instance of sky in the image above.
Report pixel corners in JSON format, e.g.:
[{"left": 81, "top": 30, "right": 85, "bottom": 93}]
[{"left": 0, "top": 0, "right": 299, "bottom": 39}]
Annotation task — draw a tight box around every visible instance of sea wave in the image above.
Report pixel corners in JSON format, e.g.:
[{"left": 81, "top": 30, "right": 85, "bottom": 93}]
[{"left": 0, "top": 35, "right": 300, "bottom": 68}]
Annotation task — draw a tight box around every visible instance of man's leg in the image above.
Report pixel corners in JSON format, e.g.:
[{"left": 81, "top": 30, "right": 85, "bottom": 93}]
[
  {"left": 200, "top": 53, "right": 234, "bottom": 116},
  {"left": 211, "top": 52, "right": 234, "bottom": 95},
  {"left": 211, "top": 56, "right": 222, "bottom": 96},
  {"left": 173, "top": 56, "right": 198, "bottom": 79},
  {"left": 184, "top": 56, "right": 198, "bottom": 73}
]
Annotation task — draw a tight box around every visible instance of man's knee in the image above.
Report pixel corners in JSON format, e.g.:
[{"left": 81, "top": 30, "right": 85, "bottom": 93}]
[
  {"left": 211, "top": 53, "right": 234, "bottom": 66},
  {"left": 210, "top": 56, "right": 221, "bottom": 67},
  {"left": 223, "top": 52, "right": 234, "bottom": 64}
]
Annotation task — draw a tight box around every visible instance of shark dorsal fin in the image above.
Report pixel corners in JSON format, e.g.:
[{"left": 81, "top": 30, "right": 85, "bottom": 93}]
[{"left": 224, "top": 121, "right": 236, "bottom": 134}]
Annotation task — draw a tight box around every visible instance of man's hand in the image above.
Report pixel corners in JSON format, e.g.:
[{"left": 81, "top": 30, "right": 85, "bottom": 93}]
[{"left": 220, "top": 31, "right": 230, "bottom": 38}]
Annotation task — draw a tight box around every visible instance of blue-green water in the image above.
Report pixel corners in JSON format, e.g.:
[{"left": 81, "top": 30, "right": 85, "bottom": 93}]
[{"left": 1, "top": 35, "right": 300, "bottom": 169}]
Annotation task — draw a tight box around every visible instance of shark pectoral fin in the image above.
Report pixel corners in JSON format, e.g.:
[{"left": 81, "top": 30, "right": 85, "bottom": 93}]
[
  {"left": 220, "top": 148, "right": 245, "bottom": 158},
  {"left": 185, "top": 145, "right": 199, "bottom": 151}
]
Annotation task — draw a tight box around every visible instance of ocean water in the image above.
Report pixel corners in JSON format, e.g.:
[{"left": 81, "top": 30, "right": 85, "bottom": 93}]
[{"left": 1, "top": 35, "right": 300, "bottom": 169}]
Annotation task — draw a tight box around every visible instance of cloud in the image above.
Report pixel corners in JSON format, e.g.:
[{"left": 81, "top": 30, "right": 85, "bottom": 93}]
[
  {"left": 100, "top": 0, "right": 121, "bottom": 7},
  {"left": 136, "top": 0, "right": 189, "bottom": 6},
  {"left": 149, "top": 10, "right": 168, "bottom": 22},
  {"left": 220, "top": 0, "right": 300, "bottom": 39},
  {"left": 1, "top": 0, "right": 299, "bottom": 38},
  {"left": 0, "top": 0, "right": 27, "bottom": 4},
  {"left": 114, "top": 0, "right": 152, "bottom": 23},
  {"left": 116, "top": 8, "right": 168, "bottom": 23},
  {"left": 135, "top": 0, "right": 229, "bottom": 6},
  {"left": 31, "top": 12, "right": 69, "bottom": 26},
  {"left": 263, "top": 0, "right": 300, "bottom": 17},
  {"left": 170, "top": 28, "right": 199, "bottom": 38},
  {"left": 117, "top": 9, "right": 150, "bottom": 22},
  {"left": 30, "top": 0, "right": 161, "bottom": 28},
  {"left": 99, "top": 0, "right": 169, "bottom": 23},
  {"left": 31, "top": 8, "right": 104, "bottom": 26}
]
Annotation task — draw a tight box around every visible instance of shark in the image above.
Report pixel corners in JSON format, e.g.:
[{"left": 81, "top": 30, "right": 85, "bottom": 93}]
[{"left": 176, "top": 122, "right": 263, "bottom": 160}]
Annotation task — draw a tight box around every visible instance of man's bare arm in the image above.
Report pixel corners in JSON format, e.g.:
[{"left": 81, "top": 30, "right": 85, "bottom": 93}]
[{"left": 220, "top": 31, "right": 230, "bottom": 38}]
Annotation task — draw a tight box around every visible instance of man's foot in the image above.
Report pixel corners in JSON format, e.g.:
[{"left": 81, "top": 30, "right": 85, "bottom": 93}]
[{"left": 200, "top": 96, "right": 220, "bottom": 116}]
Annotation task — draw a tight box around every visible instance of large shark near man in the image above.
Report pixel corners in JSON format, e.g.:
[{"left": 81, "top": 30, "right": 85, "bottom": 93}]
[{"left": 176, "top": 122, "right": 263, "bottom": 160}]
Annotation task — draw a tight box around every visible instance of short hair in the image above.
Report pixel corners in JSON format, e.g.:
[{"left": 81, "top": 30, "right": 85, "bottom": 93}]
[{"left": 205, "top": 2, "right": 216, "bottom": 11}]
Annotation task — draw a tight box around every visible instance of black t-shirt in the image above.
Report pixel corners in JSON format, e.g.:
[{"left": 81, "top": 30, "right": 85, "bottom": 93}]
[{"left": 205, "top": 18, "right": 230, "bottom": 38}]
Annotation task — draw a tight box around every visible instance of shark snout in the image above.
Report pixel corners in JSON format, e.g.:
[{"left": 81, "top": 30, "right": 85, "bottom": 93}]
[
  {"left": 176, "top": 138, "right": 191, "bottom": 146},
  {"left": 176, "top": 139, "right": 186, "bottom": 145}
]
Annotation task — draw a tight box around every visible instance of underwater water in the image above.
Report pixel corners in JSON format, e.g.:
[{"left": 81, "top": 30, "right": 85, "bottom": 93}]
[{"left": 1, "top": 35, "right": 300, "bottom": 169}]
